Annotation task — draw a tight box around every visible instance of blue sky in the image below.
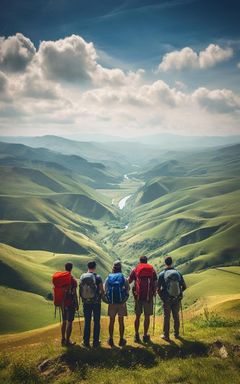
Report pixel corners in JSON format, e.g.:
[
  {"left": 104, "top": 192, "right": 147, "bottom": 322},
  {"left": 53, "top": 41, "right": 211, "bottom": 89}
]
[
  {"left": 0, "top": 0, "right": 239, "bottom": 137},
  {"left": 1, "top": 1, "right": 239, "bottom": 61}
]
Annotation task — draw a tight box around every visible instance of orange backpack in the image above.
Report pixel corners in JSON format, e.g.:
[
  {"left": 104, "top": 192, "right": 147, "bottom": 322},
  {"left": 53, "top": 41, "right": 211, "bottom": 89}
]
[{"left": 52, "top": 271, "right": 71, "bottom": 308}]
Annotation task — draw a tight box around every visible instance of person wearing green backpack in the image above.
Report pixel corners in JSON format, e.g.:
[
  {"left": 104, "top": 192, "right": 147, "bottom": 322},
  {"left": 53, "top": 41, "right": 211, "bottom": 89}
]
[
  {"left": 158, "top": 256, "right": 186, "bottom": 342},
  {"left": 104, "top": 260, "right": 129, "bottom": 347}
]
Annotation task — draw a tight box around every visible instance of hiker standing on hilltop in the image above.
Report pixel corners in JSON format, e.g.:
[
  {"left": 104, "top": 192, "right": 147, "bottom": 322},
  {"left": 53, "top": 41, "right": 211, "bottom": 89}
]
[
  {"left": 104, "top": 260, "right": 129, "bottom": 347},
  {"left": 158, "top": 256, "right": 186, "bottom": 342},
  {"left": 52, "top": 262, "right": 78, "bottom": 347},
  {"left": 129, "top": 256, "right": 158, "bottom": 343},
  {"left": 79, "top": 261, "right": 103, "bottom": 348}
]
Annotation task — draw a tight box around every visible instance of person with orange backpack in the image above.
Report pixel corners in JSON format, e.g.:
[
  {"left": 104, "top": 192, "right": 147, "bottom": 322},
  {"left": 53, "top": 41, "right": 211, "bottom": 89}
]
[
  {"left": 52, "top": 262, "right": 78, "bottom": 346},
  {"left": 128, "top": 256, "right": 157, "bottom": 343}
]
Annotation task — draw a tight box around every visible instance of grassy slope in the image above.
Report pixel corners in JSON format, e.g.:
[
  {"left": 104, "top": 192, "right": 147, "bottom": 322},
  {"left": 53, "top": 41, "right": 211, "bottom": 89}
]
[
  {"left": 0, "top": 243, "right": 112, "bottom": 334},
  {"left": 0, "top": 141, "right": 122, "bottom": 188},
  {"left": 0, "top": 287, "right": 57, "bottom": 333},
  {"left": 116, "top": 176, "right": 240, "bottom": 272},
  {"left": 183, "top": 267, "right": 240, "bottom": 308},
  {"left": 0, "top": 310, "right": 240, "bottom": 384}
]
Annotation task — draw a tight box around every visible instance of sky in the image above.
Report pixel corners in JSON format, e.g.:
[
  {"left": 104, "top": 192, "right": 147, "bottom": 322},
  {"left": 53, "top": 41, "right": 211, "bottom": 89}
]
[{"left": 0, "top": 0, "right": 239, "bottom": 138}]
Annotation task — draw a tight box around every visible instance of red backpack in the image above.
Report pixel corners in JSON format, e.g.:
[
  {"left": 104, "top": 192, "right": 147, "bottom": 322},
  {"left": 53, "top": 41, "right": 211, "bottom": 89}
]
[
  {"left": 52, "top": 271, "right": 71, "bottom": 308},
  {"left": 135, "top": 263, "right": 154, "bottom": 302}
]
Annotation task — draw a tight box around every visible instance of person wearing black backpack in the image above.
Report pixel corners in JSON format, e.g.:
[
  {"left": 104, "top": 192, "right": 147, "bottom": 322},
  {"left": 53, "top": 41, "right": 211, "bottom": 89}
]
[
  {"left": 79, "top": 261, "right": 103, "bottom": 348},
  {"left": 104, "top": 260, "right": 129, "bottom": 347},
  {"left": 158, "top": 256, "right": 186, "bottom": 342}
]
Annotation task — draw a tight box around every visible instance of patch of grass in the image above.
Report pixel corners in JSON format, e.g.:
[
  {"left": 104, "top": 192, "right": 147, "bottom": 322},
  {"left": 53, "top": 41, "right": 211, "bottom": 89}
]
[
  {"left": 9, "top": 358, "right": 42, "bottom": 384},
  {"left": 194, "top": 307, "right": 240, "bottom": 328}
]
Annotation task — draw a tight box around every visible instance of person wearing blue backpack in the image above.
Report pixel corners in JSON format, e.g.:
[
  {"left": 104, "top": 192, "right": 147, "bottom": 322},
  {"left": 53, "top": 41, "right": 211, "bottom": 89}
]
[
  {"left": 104, "top": 260, "right": 129, "bottom": 347},
  {"left": 158, "top": 256, "right": 186, "bottom": 342}
]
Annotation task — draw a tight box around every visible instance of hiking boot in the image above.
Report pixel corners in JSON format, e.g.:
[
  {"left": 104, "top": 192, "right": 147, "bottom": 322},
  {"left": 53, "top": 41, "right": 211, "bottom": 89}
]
[
  {"left": 82, "top": 341, "right": 90, "bottom": 348},
  {"left": 134, "top": 334, "right": 141, "bottom": 343},
  {"left": 61, "top": 339, "right": 66, "bottom": 346},
  {"left": 65, "top": 340, "right": 76, "bottom": 347},
  {"left": 143, "top": 334, "right": 150, "bottom": 343},
  {"left": 93, "top": 341, "right": 101, "bottom": 348},
  {"left": 119, "top": 338, "right": 127, "bottom": 347},
  {"left": 174, "top": 334, "right": 180, "bottom": 339},
  {"left": 161, "top": 335, "right": 171, "bottom": 342},
  {"left": 107, "top": 337, "right": 114, "bottom": 347}
]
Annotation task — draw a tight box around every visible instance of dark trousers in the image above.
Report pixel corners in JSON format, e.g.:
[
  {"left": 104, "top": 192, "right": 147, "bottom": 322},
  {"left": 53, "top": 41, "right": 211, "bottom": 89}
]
[
  {"left": 162, "top": 299, "right": 180, "bottom": 337},
  {"left": 83, "top": 303, "right": 101, "bottom": 344}
]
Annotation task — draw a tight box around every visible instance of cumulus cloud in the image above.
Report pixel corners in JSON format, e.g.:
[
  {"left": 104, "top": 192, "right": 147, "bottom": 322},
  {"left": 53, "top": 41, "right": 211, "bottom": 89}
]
[
  {"left": 0, "top": 33, "right": 36, "bottom": 73},
  {"left": 39, "top": 35, "right": 97, "bottom": 83},
  {"left": 38, "top": 34, "right": 143, "bottom": 87},
  {"left": 0, "top": 71, "right": 8, "bottom": 93},
  {"left": 140, "top": 80, "right": 186, "bottom": 107},
  {"left": 158, "top": 44, "right": 233, "bottom": 71},
  {"left": 192, "top": 87, "right": 240, "bottom": 113},
  {"left": 0, "top": 33, "right": 239, "bottom": 137}
]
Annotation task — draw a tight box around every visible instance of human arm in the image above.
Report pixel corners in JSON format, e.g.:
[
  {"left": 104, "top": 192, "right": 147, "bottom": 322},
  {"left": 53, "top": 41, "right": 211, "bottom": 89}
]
[
  {"left": 180, "top": 274, "right": 187, "bottom": 292},
  {"left": 125, "top": 278, "right": 130, "bottom": 293},
  {"left": 128, "top": 269, "right": 136, "bottom": 285},
  {"left": 153, "top": 269, "right": 158, "bottom": 296},
  {"left": 157, "top": 272, "right": 164, "bottom": 297}
]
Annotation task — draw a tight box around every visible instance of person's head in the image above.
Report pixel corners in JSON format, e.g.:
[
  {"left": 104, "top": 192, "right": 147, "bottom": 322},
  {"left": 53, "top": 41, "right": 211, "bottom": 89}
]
[
  {"left": 88, "top": 260, "right": 96, "bottom": 272},
  {"left": 139, "top": 255, "right": 148, "bottom": 264},
  {"left": 65, "top": 262, "right": 73, "bottom": 272},
  {"left": 112, "top": 260, "right": 122, "bottom": 273},
  {"left": 165, "top": 256, "right": 173, "bottom": 267}
]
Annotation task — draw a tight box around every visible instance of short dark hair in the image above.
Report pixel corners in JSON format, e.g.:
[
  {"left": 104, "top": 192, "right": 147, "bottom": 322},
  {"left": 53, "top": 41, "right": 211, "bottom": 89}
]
[
  {"left": 140, "top": 256, "right": 147, "bottom": 263},
  {"left": 113, "top": 261, "right": 122, "bottom": 273},
  {"left": 88, "top": 261, "right": 96, "bottom": 270},
  {"left": 65, "top": 262, "right": 73, "bottom": 272},
  {"left": 165, "top": 256, "right": 173, "bottom": 266}
]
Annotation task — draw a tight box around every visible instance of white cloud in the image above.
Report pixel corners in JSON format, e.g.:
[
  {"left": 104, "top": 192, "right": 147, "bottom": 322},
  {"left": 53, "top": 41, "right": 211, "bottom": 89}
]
[
  {"left": 0, "top": 33, "right": 36, "bottom": 73},
  {"left": 39, "top": 35, "right": 96, "bottom": 83},
  {"left": 38, "top": 34, "right": 143, "bottom": 87},
  {"left": 0, "top": 33, "right": 239, "bottom": 137},
  {"left": 192, "top": 87, "right": 240, "bottom": 113},
  {"left": 199, "top": 44, "right": 233, "bottom": 69},
  {"left": 0, "top": 71, "right": 8, "bottom": 93},
  {"left": 158, "top": 44, "right": 233, "bottom": 71},
  {"left": 237, "top": 62, "right": 240, "bottom": 69},
  {"left": 140, "top": 80, "right": 187, "bottom": 107}
]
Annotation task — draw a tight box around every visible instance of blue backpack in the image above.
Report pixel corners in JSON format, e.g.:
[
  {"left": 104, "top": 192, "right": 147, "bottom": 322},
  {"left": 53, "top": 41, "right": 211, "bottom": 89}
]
[{"left": 105, "top": 273, "right": 128, "bottom": 304}]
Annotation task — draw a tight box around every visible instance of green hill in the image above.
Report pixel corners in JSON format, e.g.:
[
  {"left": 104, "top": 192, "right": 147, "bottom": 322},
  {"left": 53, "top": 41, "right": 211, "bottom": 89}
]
[
  {"left": 0, "top": 139, "right": 240, "bottom": 337},
  {"left": 0, "top": 141, "right": 122, "bottom": 188}
]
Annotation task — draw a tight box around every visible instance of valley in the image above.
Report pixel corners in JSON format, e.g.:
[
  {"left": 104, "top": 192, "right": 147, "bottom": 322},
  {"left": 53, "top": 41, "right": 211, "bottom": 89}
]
[{"left": 0, "top": 136, "right": 239, "bottom": 334}]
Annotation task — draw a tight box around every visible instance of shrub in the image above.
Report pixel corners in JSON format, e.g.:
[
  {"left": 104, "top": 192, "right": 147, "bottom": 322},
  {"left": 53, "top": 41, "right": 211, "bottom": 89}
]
[
  {"left": 9, "top": 359, "right": 41, "bottom": 384},
  {"left": 0, "top": 353, "right": 10, "bottom": 369},
  {"left": 194, "top": 307, "right": 240, "bottom": 328}
]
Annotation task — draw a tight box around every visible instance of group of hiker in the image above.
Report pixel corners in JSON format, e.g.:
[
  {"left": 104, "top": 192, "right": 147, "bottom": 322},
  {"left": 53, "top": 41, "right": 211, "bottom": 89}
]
[{"left": 52, "top": 256, "right": 186, "bottom": 347}]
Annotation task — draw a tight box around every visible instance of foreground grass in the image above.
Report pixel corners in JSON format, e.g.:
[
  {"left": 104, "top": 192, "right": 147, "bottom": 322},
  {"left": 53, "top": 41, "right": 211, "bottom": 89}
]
[{"left": 0, "top": 313, "right": 239, "bottom": 384}]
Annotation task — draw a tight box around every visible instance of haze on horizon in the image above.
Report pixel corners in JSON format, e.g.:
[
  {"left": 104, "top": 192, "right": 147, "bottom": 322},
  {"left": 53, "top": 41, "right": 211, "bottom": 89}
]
[{"left": 0, "top": 0, "right": 239, "bottom": 139}]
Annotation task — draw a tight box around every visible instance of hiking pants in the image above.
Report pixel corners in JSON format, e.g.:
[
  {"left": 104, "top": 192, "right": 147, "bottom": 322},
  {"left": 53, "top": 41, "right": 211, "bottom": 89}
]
[
  {"left": 83, "top": 303, "right": 101, "bottom": 344},
  {"left": 162, "top": 299, "right": 180, "bottom": 337}
]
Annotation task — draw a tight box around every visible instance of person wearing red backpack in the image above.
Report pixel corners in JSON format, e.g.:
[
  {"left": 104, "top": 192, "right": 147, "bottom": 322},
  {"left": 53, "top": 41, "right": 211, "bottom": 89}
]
[
  {"left": 128, "top": 256, "right": 157, "bottom": 343},
  {"left": 52, "top": 262, "right": 78, "bottom": 346}
]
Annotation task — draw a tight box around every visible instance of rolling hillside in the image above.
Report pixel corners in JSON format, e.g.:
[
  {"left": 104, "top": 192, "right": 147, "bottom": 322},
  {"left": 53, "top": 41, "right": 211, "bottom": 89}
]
[
  {"left": 115, "top": 145, "right": 240, "bottom": 273},
  {"left": 0, "top": 141, "right": 122, "bottom": 188},
  {"left": 0, "top": 138, "right": 239, "bottom": 335}
]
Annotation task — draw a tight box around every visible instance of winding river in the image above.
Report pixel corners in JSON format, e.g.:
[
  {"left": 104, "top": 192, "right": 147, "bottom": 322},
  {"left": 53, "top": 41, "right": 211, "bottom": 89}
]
[{"left": 118, "top": 194, "right": 132, "bottom": 210}]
